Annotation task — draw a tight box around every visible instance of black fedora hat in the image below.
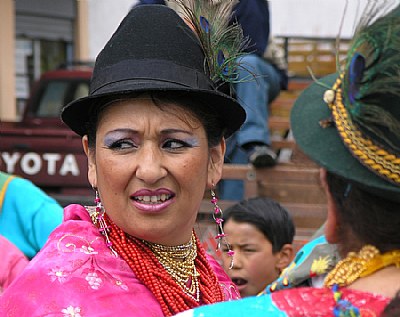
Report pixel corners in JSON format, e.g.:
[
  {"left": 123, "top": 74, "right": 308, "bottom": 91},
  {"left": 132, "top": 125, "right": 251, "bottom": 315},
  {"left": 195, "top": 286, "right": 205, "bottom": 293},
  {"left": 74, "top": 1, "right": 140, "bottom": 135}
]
[
  {"left": 291, "top": 4, "right": 400, "bottom": 202},
  {"left": 61, "top": 4, "right": 246, "bottom": 138}
]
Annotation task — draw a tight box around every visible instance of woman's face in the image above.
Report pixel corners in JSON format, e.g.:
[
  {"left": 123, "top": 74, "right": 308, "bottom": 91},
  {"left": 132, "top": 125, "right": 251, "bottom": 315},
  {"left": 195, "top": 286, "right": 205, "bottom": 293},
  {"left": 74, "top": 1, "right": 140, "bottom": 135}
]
[
  {"left": 221, "top": 219, "right": 281, "bottom": 297},
  {"left": 83, "top": 98, "right": 225, "bottom": 245}
]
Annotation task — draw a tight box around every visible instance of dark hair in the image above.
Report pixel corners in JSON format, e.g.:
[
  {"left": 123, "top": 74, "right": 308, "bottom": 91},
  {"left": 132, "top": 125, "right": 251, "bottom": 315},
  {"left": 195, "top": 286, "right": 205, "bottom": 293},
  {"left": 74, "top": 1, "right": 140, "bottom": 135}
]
[
  {"left": 382, "top": 291, "right": 400, "bottom": 317},
  {"left": 222, "top": 197, "right": 295, "bottom": 253},
  {"left": 326, "top": 171, "right": 400, "bottom": 254},
  {"left": 86, "top": 92, "right": 225, "bottom": 149}
]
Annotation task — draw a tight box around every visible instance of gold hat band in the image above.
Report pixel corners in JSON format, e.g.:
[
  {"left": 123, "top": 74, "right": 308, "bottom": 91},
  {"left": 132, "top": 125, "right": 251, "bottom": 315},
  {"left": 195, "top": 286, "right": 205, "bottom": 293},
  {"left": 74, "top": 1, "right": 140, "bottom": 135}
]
[{"left": 324, "top": 74, "right": 400, "bottom": 185}]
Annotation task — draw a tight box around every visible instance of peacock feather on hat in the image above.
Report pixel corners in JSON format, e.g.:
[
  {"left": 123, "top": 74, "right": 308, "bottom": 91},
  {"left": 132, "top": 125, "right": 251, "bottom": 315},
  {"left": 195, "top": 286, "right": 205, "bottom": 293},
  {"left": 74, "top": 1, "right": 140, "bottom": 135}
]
[
  {"left": 325, "top": 0, "right": 400, "bottom": 185},
  {"left": 173, "top": 0, "right": 249, "bottom": 88}
]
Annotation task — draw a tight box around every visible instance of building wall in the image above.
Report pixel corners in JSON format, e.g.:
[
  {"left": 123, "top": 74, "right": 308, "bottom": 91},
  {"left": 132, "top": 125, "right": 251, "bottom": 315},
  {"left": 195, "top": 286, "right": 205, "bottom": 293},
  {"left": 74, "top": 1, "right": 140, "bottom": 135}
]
[
  {"left": 0, "top": 0, "right": 16, "bottom": 121},
  {"left": 88, "top": 0, "right": 134, "bottom": 60},
  {"left": 1, "top": 0, "right": 397, "bottom": 121},
  {"left": 270, "top": 0, "right": 368, "bottom": 38},
  {"left": 0, "top": 0, "right": 77, "bottom": 121},
  {"left": 86, "top": 0, "right": 374, "bottom": 60},
  {"left": 15, "top": 0, "right": 75, "bottom": 40}
]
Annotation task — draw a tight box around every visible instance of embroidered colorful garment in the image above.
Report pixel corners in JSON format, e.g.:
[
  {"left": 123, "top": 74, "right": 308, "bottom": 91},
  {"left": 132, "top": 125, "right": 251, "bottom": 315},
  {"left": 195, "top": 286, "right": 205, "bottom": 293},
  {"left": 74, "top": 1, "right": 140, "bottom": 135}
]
[
  {"left": 175, "top": 286, "right": 390, "bottom": 317},
  {"left": 0, "top": 204, "right": 239, "bottom": 316},
  {"left": 263, "top": 234, "right": 339, "bottom": 293}
]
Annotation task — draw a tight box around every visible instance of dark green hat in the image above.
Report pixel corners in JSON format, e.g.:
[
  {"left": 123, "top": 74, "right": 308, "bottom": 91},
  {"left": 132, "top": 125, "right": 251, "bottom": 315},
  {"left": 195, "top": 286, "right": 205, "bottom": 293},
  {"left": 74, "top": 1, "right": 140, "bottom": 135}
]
[{"left": 291, "top": 4, "right": 400, "bottom": 202}]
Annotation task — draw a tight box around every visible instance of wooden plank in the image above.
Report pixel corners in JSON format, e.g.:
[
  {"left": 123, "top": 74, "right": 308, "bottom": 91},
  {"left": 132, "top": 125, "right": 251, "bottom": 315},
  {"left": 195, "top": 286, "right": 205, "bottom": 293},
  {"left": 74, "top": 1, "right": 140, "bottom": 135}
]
[
  {"left": 287, "top": 80, "right": 312, "bottom": 91},
  {"left": 257, "top": 164, "right": 325, "bottom": 204},
  {"left": 198, "top": 200, "right": 326, "bottom": 228},
  {"left": 283, "top": 203, "right": 327, "bottom": 228},
  {"left": 259, "top": 184, "right": 326, "bottom": 204},
  {"left": 269, "top": 116, "right": 290, "bottom": 129},
  {"left": 280, "top": 38, "right": 350, "bottom": 78},
  {"left": 270, "top": 100, "right": 295, "bottom": 112},
  {"left": 221, "top": 164, "right": 255, "bottom": 180},
  {"left": 256, "top": 164, "right": 321, "bottom": 182},
  {"left": 271, "top": 140, "right": 296, "bottom": 150},
  {"left": 221, "top": 164, "right": 322, "bottom": 184},
  {"left": 221, "top": 164, "right": 258, "bottom": 197},
  {"left": 219, "top": 164, "right": 325, "bottom": 204}
]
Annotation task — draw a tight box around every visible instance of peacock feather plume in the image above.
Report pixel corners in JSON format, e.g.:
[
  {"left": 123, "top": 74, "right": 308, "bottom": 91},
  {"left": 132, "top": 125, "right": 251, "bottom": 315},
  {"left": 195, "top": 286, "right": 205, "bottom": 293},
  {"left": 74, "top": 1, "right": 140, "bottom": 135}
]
[
  {"left": 341, "top": 0, "right": 400, "bottom": 152},
  {"left": 172, "top": 0, "right": 249, "bottom": 88}
]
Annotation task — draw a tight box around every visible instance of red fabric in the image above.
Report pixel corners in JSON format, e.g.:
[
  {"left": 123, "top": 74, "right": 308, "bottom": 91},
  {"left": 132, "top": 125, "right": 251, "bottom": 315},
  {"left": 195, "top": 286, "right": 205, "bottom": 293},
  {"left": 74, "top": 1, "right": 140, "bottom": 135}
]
[{"left": 271, "top": 287, "right": 390, "bottom": 316}]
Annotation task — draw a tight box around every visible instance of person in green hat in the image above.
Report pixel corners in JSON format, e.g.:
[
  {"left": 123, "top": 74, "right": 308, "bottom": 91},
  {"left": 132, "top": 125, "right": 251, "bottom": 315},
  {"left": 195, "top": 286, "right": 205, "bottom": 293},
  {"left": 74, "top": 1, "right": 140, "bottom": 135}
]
[{"left": 175, "top": 2, "right": 400, "bottom": 316}]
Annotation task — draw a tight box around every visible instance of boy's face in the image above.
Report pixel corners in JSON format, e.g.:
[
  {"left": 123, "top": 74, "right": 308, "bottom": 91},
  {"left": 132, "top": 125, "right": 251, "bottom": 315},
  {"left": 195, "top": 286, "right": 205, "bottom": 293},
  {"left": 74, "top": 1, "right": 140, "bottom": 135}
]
[{"left": 221, "top": 219, "right": 281, "bottom": 297}]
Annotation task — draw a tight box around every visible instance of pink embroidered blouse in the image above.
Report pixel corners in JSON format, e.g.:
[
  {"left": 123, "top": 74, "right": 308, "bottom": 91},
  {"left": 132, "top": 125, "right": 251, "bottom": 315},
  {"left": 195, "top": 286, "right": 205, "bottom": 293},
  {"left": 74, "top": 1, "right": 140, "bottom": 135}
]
[{"left": 0, "top": 204, "right": 239, "bottom": 316}]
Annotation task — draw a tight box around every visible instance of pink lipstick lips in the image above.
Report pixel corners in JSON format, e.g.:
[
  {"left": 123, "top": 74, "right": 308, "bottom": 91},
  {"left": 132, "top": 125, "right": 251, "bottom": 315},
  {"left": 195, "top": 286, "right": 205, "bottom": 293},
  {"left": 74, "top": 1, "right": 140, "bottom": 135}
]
[{"left": 130, "top": 188, "right": 175, "bottom": 212}]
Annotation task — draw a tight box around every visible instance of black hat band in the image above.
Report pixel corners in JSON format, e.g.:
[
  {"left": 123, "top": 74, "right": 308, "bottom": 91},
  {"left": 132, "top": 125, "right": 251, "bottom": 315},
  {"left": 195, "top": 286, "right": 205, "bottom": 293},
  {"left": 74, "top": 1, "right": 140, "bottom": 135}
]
[{"left": 90, "top": 59, "right": 215, "bottom": 95}]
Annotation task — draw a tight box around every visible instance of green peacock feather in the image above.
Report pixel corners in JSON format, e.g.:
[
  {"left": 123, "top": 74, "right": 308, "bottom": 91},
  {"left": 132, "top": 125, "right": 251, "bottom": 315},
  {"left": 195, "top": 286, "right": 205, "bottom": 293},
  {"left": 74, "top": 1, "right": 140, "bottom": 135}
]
[
  {"left": 172, "top": 0, "right": 249, "bottom": 88},
  {"left": 341, "top": 0, "right": 400, "bottom": 151}
]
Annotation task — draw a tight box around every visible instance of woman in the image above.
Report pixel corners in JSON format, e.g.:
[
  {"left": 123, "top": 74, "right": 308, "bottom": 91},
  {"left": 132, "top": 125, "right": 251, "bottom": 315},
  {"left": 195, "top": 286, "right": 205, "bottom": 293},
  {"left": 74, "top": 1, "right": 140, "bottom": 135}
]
[
  {"left": 221, "top": 197, "right": 294, "bottom": 298},
  {"left": 175, "top": 2, "right": 400, "bottom": 316},
  {"left": 0, "top": 2, "right": 247, "bottom": 316}
]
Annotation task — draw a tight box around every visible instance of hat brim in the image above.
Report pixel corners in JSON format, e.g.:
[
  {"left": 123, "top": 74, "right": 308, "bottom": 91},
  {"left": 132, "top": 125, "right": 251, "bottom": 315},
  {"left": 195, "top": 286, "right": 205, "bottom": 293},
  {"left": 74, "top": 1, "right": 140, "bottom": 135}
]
[
  {"left": 61, "top": 79, "right": 246, "bottom": 139},
  {"left": 291, "top": 73, "right": 400, "bottom": 202}
]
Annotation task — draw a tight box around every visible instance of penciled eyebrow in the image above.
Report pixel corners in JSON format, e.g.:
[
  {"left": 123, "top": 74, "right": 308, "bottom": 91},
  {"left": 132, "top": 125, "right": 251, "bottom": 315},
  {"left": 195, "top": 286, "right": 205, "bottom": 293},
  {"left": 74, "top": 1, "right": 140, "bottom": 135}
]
[
  {"left": 105, "top": 128, "right": 195, "bottom": 136},
  {"left": 161, "top": 128, "right": 194, "bottom": 136}
]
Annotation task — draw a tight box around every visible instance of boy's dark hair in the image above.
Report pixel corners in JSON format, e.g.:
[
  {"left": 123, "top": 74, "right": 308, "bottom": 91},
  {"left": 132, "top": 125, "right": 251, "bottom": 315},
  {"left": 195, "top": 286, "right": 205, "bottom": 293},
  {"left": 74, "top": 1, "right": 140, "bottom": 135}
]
[{"left": 223, "top": 197, "right": 295, "bottom": 253}]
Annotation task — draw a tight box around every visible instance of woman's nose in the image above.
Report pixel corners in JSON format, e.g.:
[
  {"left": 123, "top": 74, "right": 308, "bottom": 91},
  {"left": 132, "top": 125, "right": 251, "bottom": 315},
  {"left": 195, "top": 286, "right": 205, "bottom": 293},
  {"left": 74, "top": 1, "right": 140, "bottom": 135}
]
[{"left": 135, "top": 144, "right": 167, "bottom": 184}]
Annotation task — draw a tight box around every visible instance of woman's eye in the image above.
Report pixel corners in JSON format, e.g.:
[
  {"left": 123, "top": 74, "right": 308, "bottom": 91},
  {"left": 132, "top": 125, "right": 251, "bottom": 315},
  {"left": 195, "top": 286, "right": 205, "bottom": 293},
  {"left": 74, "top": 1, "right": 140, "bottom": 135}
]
[
  {"left": 108, "top": 139, "right": 136, "bottom": 150},
  {"left": 163, "top": 139, "right": 189, "bottom": 150}
]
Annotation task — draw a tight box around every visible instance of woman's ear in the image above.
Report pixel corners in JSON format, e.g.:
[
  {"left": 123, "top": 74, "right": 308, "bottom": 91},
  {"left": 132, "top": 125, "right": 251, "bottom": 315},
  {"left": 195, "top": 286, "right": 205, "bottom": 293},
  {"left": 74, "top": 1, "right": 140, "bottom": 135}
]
[
  {"left": 276, "top": 244, "right": 294, "bottom": 272},
  {"left": 82, "top": 135, "right": 97, "bottom": 188},
  {"left": 320, "top": 168, "right": 339, "bottom": 243},
  {"left": 207, "top": 138, "right": 226, "bottom": 188}
]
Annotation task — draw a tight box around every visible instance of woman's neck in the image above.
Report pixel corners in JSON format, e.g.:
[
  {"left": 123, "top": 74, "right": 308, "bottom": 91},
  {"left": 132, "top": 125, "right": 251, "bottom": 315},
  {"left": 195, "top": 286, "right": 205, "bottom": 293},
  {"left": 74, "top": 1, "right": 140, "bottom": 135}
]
[{"left": 348, "top": 265, "right": 400, "bottom": 298}]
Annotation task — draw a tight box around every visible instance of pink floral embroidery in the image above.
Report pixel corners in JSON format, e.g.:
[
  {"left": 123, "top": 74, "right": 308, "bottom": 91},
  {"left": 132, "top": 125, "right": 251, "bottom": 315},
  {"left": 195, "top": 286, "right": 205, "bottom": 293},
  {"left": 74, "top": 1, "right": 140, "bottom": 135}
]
[
  {"left": 85, "top": 272, "right": 103, "bottom": 289},
  {"left": 61, "top": 305, "right": 82, "bottom": 316},
  {"left": 48, "top": 267, "right": 68, "bottom": 283},
  {"left": 80, "top": 245, "right": 98, "bottom": 255}
]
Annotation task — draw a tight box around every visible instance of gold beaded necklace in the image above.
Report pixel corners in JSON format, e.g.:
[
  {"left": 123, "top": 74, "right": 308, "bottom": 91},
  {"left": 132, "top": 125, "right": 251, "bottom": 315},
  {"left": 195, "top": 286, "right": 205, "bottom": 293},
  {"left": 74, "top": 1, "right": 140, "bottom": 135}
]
[
  {"left": 143, "top": 233, "right": 200, "bottom": 302},
  {"left": 324, "top": 245, "right": 400, "bottom": 287}
]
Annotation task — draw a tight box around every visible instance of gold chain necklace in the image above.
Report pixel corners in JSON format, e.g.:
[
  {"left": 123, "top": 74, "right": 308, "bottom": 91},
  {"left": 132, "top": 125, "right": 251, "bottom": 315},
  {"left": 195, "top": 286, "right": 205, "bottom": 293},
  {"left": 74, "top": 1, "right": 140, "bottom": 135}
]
[
  {"left": 143, "top": 233, "right": 200, "bottom": 301},
  {"left": 324, "top": 245, "right": 400, "bottom": 287}
]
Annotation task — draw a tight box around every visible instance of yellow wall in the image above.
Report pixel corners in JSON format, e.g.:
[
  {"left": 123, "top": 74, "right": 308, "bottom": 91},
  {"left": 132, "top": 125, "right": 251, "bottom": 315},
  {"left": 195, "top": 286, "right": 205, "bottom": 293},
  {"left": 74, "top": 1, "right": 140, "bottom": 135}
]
[
  {"left": 75, "top": 0, "right": 89, "bottom": 61},
  {"left": 0, "top": 0, "right": 16, "bottom": 121},
  {"left": 0, "top": 0, "right": 88, "bottom": 122}
]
